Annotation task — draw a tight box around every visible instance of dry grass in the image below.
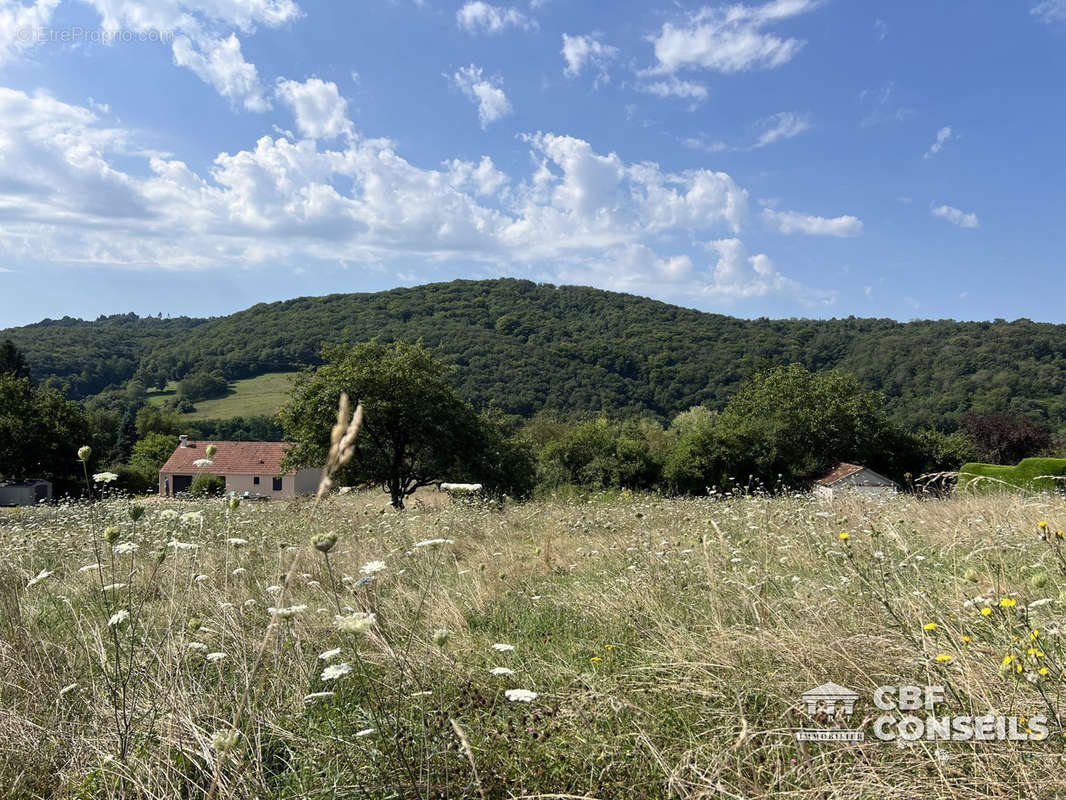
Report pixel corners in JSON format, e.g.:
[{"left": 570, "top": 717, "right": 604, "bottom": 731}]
[{"left": 2, "top": 490, "right": 1066, "bottom": 798}]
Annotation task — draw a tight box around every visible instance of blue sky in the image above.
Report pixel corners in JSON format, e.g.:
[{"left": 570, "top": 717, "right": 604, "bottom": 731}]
[{"left": 0, "top": 0, "right": 1064, "bottom": 327}]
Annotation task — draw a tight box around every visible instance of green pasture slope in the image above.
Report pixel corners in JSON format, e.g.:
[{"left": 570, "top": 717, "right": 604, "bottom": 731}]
[{"left": 146, "top": 371, "right": 295, "bottom": 421}]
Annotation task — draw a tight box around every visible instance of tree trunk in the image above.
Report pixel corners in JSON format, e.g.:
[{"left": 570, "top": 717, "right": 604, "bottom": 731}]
[{"left": 389, "top": 478, "right": 405, "bottom": 510}]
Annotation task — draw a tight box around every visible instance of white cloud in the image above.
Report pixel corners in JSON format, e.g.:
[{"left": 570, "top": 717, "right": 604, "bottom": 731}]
[
  {"left": 76, "top": 0, "right": 301, "bottom": 111},
  {"left": 449, "top": 65, "right": 512, "bottom": 128},
  {"left": 647, "top": 0, "right": 820, "bottom": 76},
  {"left": 0, "top": 86, "right": 829, "bottom": 304},
  {"left": 1032, "top": 0, "right": 1066, "bottom": 23},
  {"left": 753, "top": 111, "right": 811, "bottom": 148},
  {"left": 172, "top": 33, "right": 270, "bottom": 112},
  {"left": 561, "top": 33, "right": 618, "bottom": 87},
  {"left": 443, "top": 155, "right": 510, "bottom": 197},
  {"left": 456, "top": 1, "right": 535, "bottom": 34},
  {"left": 931, "top": 204, "right": 979, "bottom": 229},
  {"left": 683, "top": 134, "right": 728, "bottom": 153},
  {"left": 923, "top": 126, "right": 954, "bottom": 159},
  {"left": 0, "top": 0, "right": 60, "bottom": 66},
  {"left": 762, "top": 208, "right": 863, "bottom": 237},
  {"left": 275, "top": 78, "right": 353, "bottom": 139},
  {"left": 636, "top": 76, "right": 709, "bottom": 102},
  {"left": 703, "top": 238, "right": 833, "bottom": 301}
]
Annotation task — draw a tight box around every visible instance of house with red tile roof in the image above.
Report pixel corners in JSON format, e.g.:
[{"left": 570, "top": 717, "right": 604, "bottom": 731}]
[
  {"left": 158, "top": 436, "right": 319, "bottom": 498},
  {"left": 813, "top": 462, "right": 898, "bottom": 499}
]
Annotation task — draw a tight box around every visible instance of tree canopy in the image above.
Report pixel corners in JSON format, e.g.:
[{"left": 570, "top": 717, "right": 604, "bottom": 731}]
[
  {"left": 279, "top": 341, "right": 533, "bottom": 508},
  {"left": 5, "top": 279, "right": 1066, "bottom": 435}
]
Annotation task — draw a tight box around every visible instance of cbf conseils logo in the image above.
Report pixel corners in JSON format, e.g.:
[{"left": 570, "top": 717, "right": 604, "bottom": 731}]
[
  {"left": 795, "top": 682, "right": 864, "bottom": 741},
  {"left": 794, "top": 683, "right": 1049, "bottom": 743}
]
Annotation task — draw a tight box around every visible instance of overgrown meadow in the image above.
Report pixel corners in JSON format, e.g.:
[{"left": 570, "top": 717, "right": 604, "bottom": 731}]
[{"left": 5, "top": 486, "right": 1066, "bottom": 799}]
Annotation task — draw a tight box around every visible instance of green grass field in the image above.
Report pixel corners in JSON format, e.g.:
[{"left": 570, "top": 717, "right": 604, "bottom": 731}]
[
  {"left": 146, "top": 372, "right": 296, "bottom": 420},
  {"left": 4, "top": 490, "right": 1066, "bottom": 798}
]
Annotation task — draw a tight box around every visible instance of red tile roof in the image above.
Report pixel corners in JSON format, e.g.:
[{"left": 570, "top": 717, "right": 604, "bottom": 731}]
[
  {"left": 159, "top": 441, "right": 296, "bottom": 476},
  {"left": 814, "top": 462, "right": 866, "bottom": 486}
]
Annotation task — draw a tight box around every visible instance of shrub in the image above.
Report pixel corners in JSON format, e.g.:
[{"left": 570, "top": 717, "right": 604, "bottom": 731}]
[
  {"left": 958, "top": 458, "right": 1066, "bottom": 494},
  {"left": 189, "top": 473, "right": 225, "bottom": 497}
]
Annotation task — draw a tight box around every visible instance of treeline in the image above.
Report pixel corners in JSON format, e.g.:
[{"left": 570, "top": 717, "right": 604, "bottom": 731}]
[
  {"left": 6, "top": 280, "right": 1066, "bottom": 432},
  {"left": 523, "top": 365, "right": 979, "bottom": 496}
]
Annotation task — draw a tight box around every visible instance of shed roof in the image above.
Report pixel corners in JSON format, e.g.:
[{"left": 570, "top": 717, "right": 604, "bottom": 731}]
[
  {"left": 159, "top": 441, "right": 296, "bottom": 476},
  {"left": 815, "top": 462, "right": 897, "bottom": 487}
]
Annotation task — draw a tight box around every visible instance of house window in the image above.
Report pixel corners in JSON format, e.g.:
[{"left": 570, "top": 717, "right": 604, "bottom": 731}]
[
  {"left": 272, "top": 477, "right": 283, "bottom": 491},
  {"left": 253, "top": 476, "right": 260, "bottom": 485}
]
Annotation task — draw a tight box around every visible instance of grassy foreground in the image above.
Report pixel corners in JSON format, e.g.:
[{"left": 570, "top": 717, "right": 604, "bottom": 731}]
[{"left": 4, "top": 490, "right": 1066, "bottom": 799}]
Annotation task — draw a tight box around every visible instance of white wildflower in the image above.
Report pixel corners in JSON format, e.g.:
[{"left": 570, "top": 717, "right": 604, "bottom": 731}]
[
  {"left": 318, "top": 648, "right": 343, "bottom": 661},
  {"left": 112, "top": 542, "right": 138, "bottom": 555},
  {"left": 101, "top": 583, "right": 127, "bottom": 592},
  {"left": 504, "top": 688, "right": 538, "bottom": 703},
  {"left": 159, "top": 510, "right": 179, "bottom": 521},
  {"left": 180, "top": 512, "right": 202, "bottom": 525},
  {"left": 321, "top": 662, "right": 353, "bottom": 681},
  {"left": 193, "top": 574, "right": 209, "bottom": 583},
  {"left": 93, "top": 472, "right": 119, "bottom": 484},
  {"left": 206, "top": 652, "right": 227, "bottom": 663},
  {"left": 491, "top": 643, "right": 515, "bottom": 652},
  {"left": 360, "top": 560, "right": 387, "bottom": 575},
  {"left": 59, "top": 683, "right": 78, "bottom": 697},
  {"left": 108, "top": 609, "right": 130, "bottom": 627},
  {"left": 78, "top": 564, "right": 101, "bottom": 573},
  {"left": 187, "top": 642, "right": 208, "bottom": 653},
  {"left": 355, "top": 728, "right": 375, "bottom": 737},
  {"left": 335, "top": 612, "right": 376, "bottom": 634},
  {"left": 168, "top": 539, "right": 198, "bottom": 551},
  {"left": 268, "top": 605, "right": 308, "bottom": 619},
  {"left": 26, "top": 569, "right": 53, "bottom": 589},
  {"left": 489, "top": 667, "right": 515, "bottom": 676},
  {"left": 304, "top": 691, "right": 335, "bottom": 702},
  {"left": 414, "top": 538, "right": 454, "bottom": 548},
  {"left": 227, "top": 538, "right": 248, "bottom": 546},
  {"left": 192, "top": 458, "right": 213, "bottom": 468}
]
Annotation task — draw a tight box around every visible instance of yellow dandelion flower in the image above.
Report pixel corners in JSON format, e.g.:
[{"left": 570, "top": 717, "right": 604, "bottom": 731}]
[
  {"left": 962, "top": 635, "right": 972, "bottom": 644},
  {"left": 1039, "top": 667, "right": 1050, "bottom": 676},
  {"left": 980, "top": 607, "right": 993, "bottom": 616},
  {"left": 999, "top": 598, "right": 1017, "bottom": 608},
  {"left": 1002, "top": 654, "right": 1014, "bottom": 666},
  {"left": 1057, "top": 530, "right": 1064, "bottom": 539},
  {"left": 1030, "top": 630, "right": 1040, "bottom": 640},
  {"left": 934, "top": 654, "right": 952, "bottom": 663},
  {"left": 590, "top": 656, "right": 602, "bottom": 664},
  {"left": 604, "top": 644, "right": 614, "bottom": 651},
  {"left": 1038, "top": 521, "right": 1048, "bottom": 529},
  {"left": 923, "top": 622, "right": 938, "bottom": 631},
  {"left": 1017, "top": 662, "right": 1024, "bottom": 673},
  {"left": 838, "top": 532, "right": 850, "bottom": 541}
]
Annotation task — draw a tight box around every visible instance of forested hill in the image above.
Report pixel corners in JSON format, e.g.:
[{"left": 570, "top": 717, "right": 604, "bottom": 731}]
[{"left": 6, "top": 279, "right": 1066, "bottom": 431}]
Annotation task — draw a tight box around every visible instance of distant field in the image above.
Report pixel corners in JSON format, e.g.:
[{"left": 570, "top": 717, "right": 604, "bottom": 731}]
[{"left": 146, "top": 372, "right": 296, "bottom": 420}]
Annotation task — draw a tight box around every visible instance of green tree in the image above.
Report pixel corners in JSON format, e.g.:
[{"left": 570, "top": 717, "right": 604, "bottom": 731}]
[
  {"left": 0, "top": 339, "right": 30, "bottom": 379},
  {"left": 135, "top": 405, "right": 185, "bottom": 437},
  {"left": 279, "top": 341, "right": 527, "bottom": 508},
  {"left": 130, "top": 432, "right": 178, "bottom": 472},
  {"left": 0, "top": 375, "right": 86, "bottom": 485}
]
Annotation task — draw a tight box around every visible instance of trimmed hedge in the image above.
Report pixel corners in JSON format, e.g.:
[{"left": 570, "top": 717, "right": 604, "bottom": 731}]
[{"left": 958, "top": 458, "right": 1066, "bottom": 494}]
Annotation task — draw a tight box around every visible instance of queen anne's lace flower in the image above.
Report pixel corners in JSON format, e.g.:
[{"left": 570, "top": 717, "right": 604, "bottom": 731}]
[
  {"left": 321, "top": 662, "right": 352, "bottom": 681},
  {"left": 505, "top": 688, "right": 538, "bottom": 703}
]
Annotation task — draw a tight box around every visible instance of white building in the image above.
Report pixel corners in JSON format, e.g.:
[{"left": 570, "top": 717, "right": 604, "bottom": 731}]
[
  {"left": 813, "top": 462, "right": 898, "bottom": 499},
  {"left": 158, "top": 438, "right": 319, "bottom": 499},
  {"left": 0, "top": 479, "right": 53, "bottom": 506}
]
